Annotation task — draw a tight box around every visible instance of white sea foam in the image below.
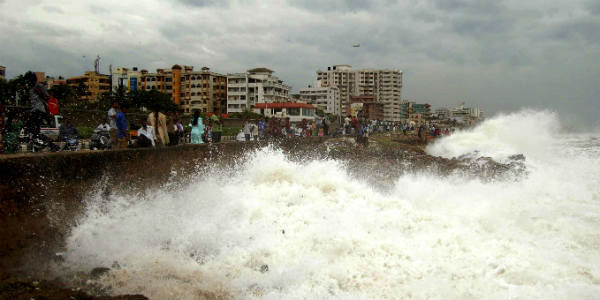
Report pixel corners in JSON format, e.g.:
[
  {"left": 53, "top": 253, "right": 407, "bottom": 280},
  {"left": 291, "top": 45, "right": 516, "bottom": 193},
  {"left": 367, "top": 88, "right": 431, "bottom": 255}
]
[{"left": 64, "top": 110, "right": 600, "bottom": 299}]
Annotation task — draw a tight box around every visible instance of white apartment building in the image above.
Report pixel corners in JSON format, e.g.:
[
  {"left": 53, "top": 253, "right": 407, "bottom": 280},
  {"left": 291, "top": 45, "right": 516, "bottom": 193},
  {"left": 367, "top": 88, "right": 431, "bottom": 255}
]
[
  {"left": 111, "top": 67, "right": 142, "bottom": 92},
  {"left": 316, "top": 65, "right": 403, "bottom": 121},
  {"left": 227, "top": 68, "right": 291, "bottom": 113},
  {"left": 435, "top": 103, "right": 483, "bottom": 124},
  {"left": 298, "top": 82, "right": 340, "bottom": 115}
]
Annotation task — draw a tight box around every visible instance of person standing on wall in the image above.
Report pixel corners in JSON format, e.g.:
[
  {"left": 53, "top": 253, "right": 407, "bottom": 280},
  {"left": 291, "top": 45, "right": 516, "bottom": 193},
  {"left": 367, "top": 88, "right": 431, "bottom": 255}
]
[
  {"left": 115, "top": 103, "right": 130, "bottom": 149},
  {"left": 243, "top": 119, "right": 252, "bottom": 142},
  {"left": 24, "top": 72, "right": 59, "bottom": 151},
  {"left": 189, "top": 110, "right": 204, "bottom": 144},
  {"left": 166, "top": 111, "right": 177, "bottom": 146},
  {"left": 323, "top": 116, "right": 330, "bottom": 136},
  {"left": 107, "top": 101, "right": 119, "bottom": 149},
  {"left": 148, "top": 110, "right": 169, "bottom": 147}
]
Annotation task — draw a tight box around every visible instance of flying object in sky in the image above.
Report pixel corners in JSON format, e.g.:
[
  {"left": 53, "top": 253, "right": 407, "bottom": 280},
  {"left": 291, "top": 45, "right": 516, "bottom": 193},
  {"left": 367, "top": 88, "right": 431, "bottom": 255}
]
[{"left": 352, "top": 44, "right": 360, "bottom": 47}]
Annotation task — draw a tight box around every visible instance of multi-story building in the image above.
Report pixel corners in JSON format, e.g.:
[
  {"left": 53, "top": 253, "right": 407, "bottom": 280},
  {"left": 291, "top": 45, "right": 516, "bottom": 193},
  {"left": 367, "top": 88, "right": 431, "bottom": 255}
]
[
  {"left": 45, "top": 76, "right": 67, "bottom": 90},
  {"left": 434, "top": 107, "right": 451, "bottom": 119},
  {"left": 0, "top": 66, "right": 6, "bottom": 80},
  {"left": 316, "top": 65, "right": 403, "bottom": 121},
  {"left": 227, "top": 68, "right": 291, "bottom": 113},
  {"left": 139, "top": 65, "right": 227, "bottom": 114},
  {"left": 298, "top": 83, "right": 340, "bottom": 116},
  {"left": 449, "top": 103, "right": 483, "bottom": 124},
  {"left": 66, "top": 71, "right": 111, "bottom": 102},
  {"left": 350, "top": 96, "right": 384, "bottom": 121},
  {"left": 111, "top": 67, "right": 142, "bottom": 92},
  {"left": 400, "top": 101, "right": 431, "bottom": 120},
  {"left": 34, "top": 72, "right": 46, "bottom": 84},
  {"left": 253, "top": 102, "right": 317, "bottom": 123}
]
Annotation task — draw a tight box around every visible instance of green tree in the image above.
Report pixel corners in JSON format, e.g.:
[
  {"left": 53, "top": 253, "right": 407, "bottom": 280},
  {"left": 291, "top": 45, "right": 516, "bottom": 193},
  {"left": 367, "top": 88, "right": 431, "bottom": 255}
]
[
  {"left": 0, "top": 78, "right": 8, "bottom": 105},
  {"left": 229, "top": 109, "right": 262, "bottom": 120},
  {"left": 97, "top": 84, "right": 130, "bottom": 111},
  {"left": 75, "top": 82, "right": 88, "bottom": 102},
  {"left": 315, "top": 107, "right": 325, "bottom": 117},
  {"left": 0, "top": 73, "right": 30, "bottom": 107},
  {"left": 49, "top": 84, "right": 78, "bottom": 109},
  {"left": 131, "top": 90, "right": 179, "bottom": 112}
]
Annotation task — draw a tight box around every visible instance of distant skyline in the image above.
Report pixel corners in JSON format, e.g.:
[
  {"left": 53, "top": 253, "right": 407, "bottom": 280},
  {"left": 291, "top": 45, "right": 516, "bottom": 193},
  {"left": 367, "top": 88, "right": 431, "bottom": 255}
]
[{"left": 1, "top": 0, "right": 599, "bottom": 129}]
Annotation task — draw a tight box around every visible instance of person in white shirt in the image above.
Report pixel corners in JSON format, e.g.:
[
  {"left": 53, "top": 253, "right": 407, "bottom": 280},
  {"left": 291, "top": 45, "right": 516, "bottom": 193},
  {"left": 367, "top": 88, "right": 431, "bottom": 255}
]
[
  {"left": 107, "top": 101, "right": 119, "bottom": 148},
  {"left": 136, "top": 118, "right": 155, "bottom": 148},
  {"left": 95, "top": 123, "right": 110, "bottom": 133},
  {"left": 242, "top": 120, "right": 252, "bottom": 142}
]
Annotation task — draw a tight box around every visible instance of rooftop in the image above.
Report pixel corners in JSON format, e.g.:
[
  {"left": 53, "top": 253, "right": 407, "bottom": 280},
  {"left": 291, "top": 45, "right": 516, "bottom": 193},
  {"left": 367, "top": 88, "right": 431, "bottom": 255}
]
[
  {"left": 247, "top": 67, "right": 273, "bottom": 74},
  {"left": 254, "top": 102, "right": 316, "bottom": 109}
]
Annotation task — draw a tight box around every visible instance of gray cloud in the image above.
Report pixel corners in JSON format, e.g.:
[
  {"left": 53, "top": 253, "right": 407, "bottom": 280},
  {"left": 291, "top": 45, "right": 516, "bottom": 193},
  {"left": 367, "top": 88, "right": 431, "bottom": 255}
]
[
  {"left": 433, "top": 0, "right": 505, "bottom": 15},
  {"left": 585, "top": 0, "right": 600, "bottom": 14},
  {"left": 176, "top": 0, "right": 229, "bottom": 7},
  {"left": 549, "top": 18, "right": 600, "bottom": 43},
  {"left": 1, "top": 0, "right": 599, "bottom": 129},
  {"left": 289, "top": 0, "right": 386, "bottom": 13}
]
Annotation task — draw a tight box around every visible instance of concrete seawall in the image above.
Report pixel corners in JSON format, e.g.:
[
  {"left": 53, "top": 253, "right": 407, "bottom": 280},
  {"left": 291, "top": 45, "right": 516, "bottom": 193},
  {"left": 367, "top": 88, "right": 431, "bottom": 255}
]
[{"left": 0, "top": 138, "right": 329, "bottom": 278}]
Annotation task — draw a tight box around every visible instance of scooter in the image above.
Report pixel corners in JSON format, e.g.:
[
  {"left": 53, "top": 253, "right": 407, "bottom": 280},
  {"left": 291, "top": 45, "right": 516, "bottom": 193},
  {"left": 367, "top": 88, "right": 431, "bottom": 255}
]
[
  {"left": 24, "top": 133, "right": 60, "bottom": 152},
  {"left": 90, "top": 130, "right": 111, "bottom": 150},
  {"left": 61, "top": 136, "right": 79, "bottom": 151}
]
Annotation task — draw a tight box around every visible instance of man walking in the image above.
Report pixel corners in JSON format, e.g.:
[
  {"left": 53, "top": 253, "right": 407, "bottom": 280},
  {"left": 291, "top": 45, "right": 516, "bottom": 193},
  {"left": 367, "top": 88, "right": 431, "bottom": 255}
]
[{"left": 115, "top": 104, "right": 129, "bottom": 149}]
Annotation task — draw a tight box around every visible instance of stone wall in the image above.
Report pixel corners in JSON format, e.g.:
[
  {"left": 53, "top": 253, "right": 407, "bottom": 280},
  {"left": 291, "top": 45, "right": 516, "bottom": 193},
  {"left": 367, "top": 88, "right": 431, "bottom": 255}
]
[{"left": 0, "top": 138, "right": 328, "bottom": 278}]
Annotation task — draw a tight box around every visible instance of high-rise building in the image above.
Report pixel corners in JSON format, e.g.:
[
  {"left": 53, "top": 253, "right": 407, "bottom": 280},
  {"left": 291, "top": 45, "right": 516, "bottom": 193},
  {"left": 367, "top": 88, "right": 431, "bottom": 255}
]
[
  {"left": 316, "top": 65, "right": 403, "bottom": 121},
  {"left": 111, "top": 67, "right": 142, "bottom": 92},
  {"left": 66, "top": 71, "right": 111, "bottom": 102},
  {"left": 227, "top": 68, "right": 291, "bottom": 113},
  {"left": 298, "top": 83, "right": 340, "bottom": 116},
  {"left": 139, "top": 65, "right": 227, "bottom": 114},
  {"left": 0, "top": 66, "right": 6, "bottom": 80}
]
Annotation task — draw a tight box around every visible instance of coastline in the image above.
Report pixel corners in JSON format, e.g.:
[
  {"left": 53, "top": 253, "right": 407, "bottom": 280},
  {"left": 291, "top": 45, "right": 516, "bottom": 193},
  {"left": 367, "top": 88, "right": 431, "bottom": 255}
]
[{"left": 0, "top": 135, "right": 528, "bottom": 300}]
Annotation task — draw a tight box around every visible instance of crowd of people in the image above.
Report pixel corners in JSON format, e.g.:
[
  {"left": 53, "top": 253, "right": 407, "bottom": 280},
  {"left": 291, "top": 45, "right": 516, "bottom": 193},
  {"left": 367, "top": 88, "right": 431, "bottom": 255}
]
[
  {"left": 235, "top": 114, "right": 455, "bottom": 148},
  {"left": 105, "top": 102, "right": 188, "bottom": 149},
  {"left": 1, "top": 77, "right": 456, "bottom": 154},
  {"left": 0, "top": 73, "right": 62, "bottom": 153},
  {"left": 239, "top": 116, "right": 332, "bottom": 142}
]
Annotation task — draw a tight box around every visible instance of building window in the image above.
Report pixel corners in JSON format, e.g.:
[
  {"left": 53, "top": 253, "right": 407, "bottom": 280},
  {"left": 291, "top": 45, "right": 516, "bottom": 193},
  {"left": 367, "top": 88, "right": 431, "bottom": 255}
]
[{"left": 288, "top": 108, "right": 300, "bottom": 116}]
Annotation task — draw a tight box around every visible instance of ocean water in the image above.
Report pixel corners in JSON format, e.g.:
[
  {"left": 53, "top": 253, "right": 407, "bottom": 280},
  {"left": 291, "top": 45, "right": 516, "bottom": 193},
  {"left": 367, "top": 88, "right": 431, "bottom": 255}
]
[{"left": 63, "top": 110, "right": 600, "bottom": 299}]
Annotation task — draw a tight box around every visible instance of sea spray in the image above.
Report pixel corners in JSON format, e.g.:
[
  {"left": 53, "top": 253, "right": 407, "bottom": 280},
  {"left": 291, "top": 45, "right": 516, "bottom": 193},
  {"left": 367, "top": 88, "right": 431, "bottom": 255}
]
[{"left": 63, "top": 110, "right": 600, "bottom": 299}]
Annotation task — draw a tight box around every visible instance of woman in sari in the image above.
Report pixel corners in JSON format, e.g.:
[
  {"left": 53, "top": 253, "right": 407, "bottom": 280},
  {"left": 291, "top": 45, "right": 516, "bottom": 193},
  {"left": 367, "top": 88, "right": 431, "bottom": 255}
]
[{"left": 190, "top": 111, "right": 205, "bottom": 144}]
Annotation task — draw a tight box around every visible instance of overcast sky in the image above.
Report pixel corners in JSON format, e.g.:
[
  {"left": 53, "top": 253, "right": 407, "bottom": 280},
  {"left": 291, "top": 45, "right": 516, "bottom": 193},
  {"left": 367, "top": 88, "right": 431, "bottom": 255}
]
[{"left": 1, "top": 0, "right": 599, "bottom": 128}]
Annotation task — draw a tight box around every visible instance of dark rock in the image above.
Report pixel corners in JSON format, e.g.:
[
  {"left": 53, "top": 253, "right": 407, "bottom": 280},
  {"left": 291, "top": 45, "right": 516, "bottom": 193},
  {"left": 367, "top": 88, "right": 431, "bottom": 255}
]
[
  {"left": 260, "top": 264, "right": 269, "bottom": 273},
  {"left": 90, "top": 267, "right": 111, "bottom": 278}
]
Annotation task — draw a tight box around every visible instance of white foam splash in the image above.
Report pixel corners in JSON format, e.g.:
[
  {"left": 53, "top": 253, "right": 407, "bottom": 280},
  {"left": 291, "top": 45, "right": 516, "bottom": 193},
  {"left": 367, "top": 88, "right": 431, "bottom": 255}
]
[{"left": 63, "top": 111, "right": 600, "bottom": 299}]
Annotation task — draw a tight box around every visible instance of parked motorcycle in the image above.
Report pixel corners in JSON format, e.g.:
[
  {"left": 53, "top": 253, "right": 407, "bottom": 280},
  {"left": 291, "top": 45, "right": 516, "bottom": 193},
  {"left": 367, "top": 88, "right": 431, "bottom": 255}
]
[
  {"left": 24, "top": 133, "right": 60, "bottom": 152},
  {"left": 90, "top": 130, "right": 111, "bottom": 150},
  {"left": 61, "top": 136, "right": 79, "bottom": 151}
]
